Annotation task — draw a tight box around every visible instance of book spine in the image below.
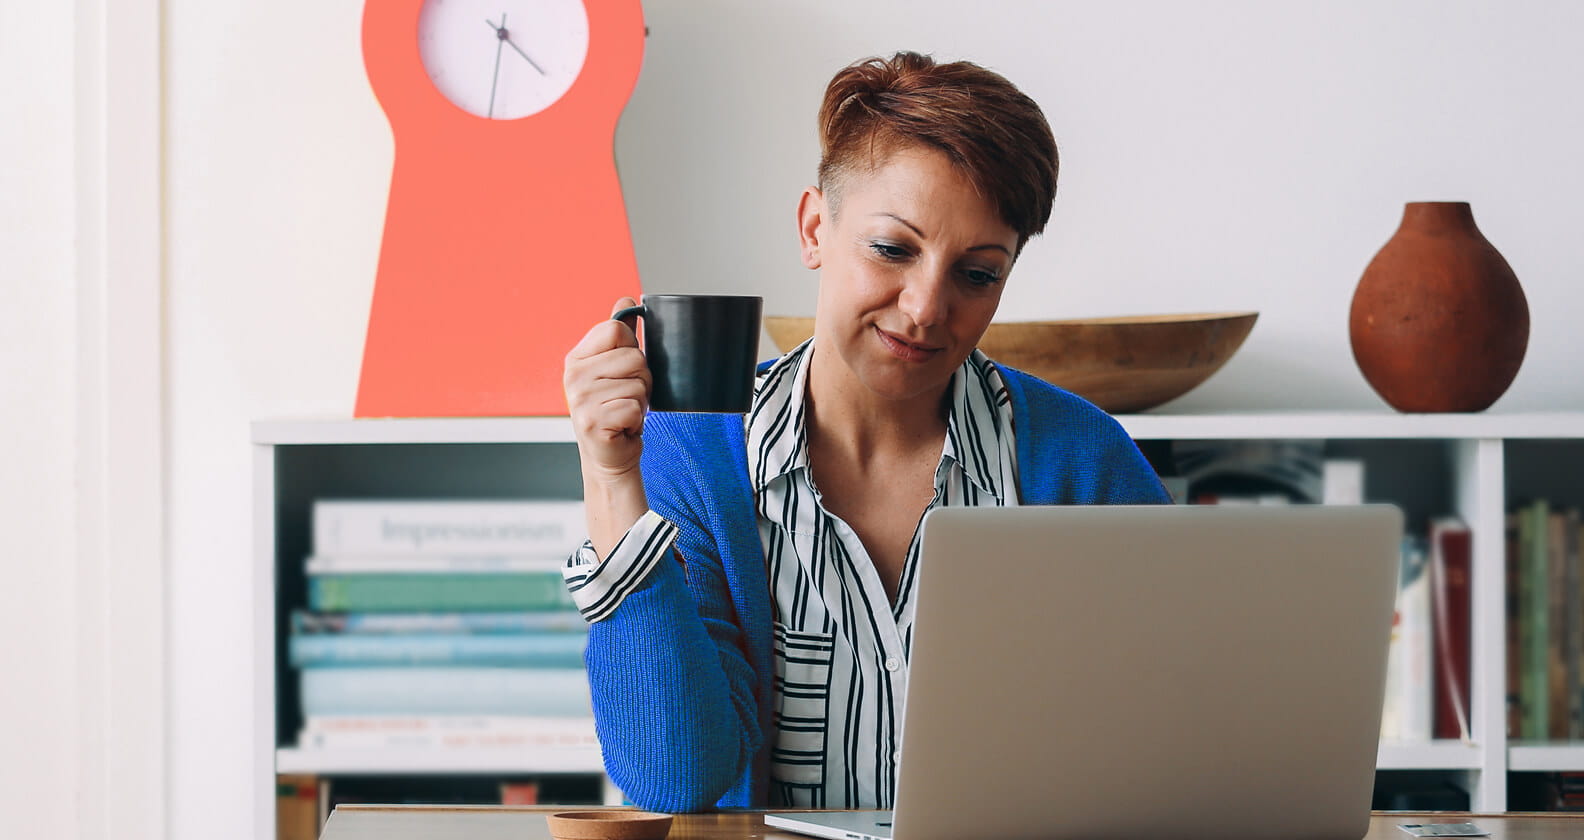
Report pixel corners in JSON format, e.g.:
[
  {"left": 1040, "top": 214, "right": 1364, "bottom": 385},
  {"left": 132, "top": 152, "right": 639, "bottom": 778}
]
[
  {"left": 295, "top": 716, "right": 597, "bottom": 751},
  {"left": 1521, "top": 500, "right": 1551, "bottom": 740},
  {"left": 297, "top": 728, "right": 598, "bottom": 751},
  {"left": 275, "top": 774, "right": 322, "bottom": 840},
  {"left": 1321, "top": 458, "right": 1366, "bottom": 506},
  {"left": 302, "top": 714, "right": 589, "bottom": 733},
  {"left": 305, "top": 554, "right": 570, "bottom": 574},
  {"left": 1507, "top": 512, "right": 1522, "bottom": 738},
  {"left": 1573, "top": 514, "right": 1584, "bottom": 740},
  {"left": 1430, "top": 519, "right": 1473, "bottom": 741},
  {"left": 298, "top": 667, "right": 593, "bottom": 717},
  {"left": 288, "top": 632, "right": 587, "bottom": 668},
  {"left": 312, "top": 499, "right": 587, "bottom": 557},
  {"left": 500, "top": 781, "right": 540, "bottom": 806},
  {"left": 291, "top": 609, "right": 587, "bottom": 635},
  {"left": 1400, "top": 537, "right": 1434, "bottom": 740},
  {"left": 1565, "top": 509, "right": 1583, "bottom": 740},
  {"left": 307, "top": 573, "right": 576, "bottom": 612},
  {"left": 1550, "top": 510, "right": 1571, "bottom": 739},
  {"left": 1383, "top": 537, "right": 1433, "bottom": 741}
]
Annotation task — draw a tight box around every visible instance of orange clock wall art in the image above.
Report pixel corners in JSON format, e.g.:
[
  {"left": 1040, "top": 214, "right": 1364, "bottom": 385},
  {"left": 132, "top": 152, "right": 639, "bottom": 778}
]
[{"left": 356, "top": 0, "right": 645, "bottom": 417}]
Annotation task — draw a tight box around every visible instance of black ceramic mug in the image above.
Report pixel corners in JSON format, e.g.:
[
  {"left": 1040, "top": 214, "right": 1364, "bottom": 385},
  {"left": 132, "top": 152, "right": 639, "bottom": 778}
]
[{"left": 612, "top": 294, "right": 764, "bottom": 413}]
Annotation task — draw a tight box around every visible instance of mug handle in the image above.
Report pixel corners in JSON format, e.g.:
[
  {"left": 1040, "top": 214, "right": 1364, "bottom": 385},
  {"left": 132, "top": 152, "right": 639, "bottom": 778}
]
[{"left": 612, "top": 304, "right": 646, "bottom": 323}]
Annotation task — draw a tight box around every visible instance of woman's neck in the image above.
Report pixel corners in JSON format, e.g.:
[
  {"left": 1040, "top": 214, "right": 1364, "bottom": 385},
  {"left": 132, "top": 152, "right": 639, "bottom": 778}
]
[{"left": 804, "top": 345, "right": 950, "bottom": 465}]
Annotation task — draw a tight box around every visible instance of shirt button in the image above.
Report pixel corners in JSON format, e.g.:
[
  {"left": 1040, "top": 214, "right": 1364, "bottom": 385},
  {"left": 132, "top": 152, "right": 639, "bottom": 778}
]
[
  {"left": 893, "top": 750, "right": 902, "bottom": 762},
  {"left": 884, "top": 657, "right": 901, "bottom": 672}
]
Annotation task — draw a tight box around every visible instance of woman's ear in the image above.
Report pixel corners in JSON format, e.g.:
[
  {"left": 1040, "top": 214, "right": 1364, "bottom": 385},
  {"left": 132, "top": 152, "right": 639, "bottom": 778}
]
[{"left": 796, "top": 186, "right": 825, "bottom": 270}]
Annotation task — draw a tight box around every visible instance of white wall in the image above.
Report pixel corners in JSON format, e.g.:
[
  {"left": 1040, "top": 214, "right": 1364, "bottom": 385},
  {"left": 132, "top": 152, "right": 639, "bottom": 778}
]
[{"left": 149, "top": 1, "right": 1583, "bottom": 838}]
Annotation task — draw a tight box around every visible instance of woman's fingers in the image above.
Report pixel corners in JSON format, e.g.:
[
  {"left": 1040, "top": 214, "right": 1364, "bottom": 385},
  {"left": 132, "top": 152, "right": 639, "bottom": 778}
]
[{"left": 564, "top": 299, "right": 653, "bottom": 479}]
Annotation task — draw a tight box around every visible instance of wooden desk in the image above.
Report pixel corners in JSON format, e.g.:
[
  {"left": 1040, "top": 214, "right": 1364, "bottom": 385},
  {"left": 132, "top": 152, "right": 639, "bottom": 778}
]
[{"left": 320, "top": 805, "right": 1584, "bottom": 840}]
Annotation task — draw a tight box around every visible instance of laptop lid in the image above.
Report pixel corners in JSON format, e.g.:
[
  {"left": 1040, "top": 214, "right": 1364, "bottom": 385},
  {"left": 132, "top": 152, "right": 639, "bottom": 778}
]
[{"left": 852, "top": 504, "right": 1400, "bottom": 840}]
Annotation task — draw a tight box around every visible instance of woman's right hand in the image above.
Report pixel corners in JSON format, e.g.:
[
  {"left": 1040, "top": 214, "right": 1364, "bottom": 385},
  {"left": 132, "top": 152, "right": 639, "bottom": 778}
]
[{"left": 564, "top": 297, "right": 653, "bottom": 485}]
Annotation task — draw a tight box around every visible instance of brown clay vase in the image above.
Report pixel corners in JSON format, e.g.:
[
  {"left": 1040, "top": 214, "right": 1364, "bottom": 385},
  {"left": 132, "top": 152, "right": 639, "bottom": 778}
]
[{"left": 1349, "top": 202, "right": 1529, "bottom": 412}]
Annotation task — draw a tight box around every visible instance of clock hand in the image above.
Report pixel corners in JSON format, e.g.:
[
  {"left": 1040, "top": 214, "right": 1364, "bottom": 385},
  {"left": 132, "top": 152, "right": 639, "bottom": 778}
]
[
  {"left": 503, "top": 34, "right": 546, "bottom": 75},
  {"left": 487, "top": 13, "right": 506, "bottom": 118},
  {"left": 484, "top": 17, "right": 546, "bottom": 76}
]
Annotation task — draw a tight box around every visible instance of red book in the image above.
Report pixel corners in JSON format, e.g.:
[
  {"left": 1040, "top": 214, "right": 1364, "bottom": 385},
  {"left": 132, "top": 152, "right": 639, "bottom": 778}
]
[
  {"left": 1431, "top": 517, "right": 1473, "bottom": 741},
  {"left": 500, "top": 781, "right": 540, "bottom": 805}
]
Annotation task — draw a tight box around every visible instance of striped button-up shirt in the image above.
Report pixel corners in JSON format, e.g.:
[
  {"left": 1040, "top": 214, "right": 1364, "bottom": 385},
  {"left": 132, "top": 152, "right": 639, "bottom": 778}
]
[{"left": 564, "top": 339, "right": 1020, "bottom": 809}]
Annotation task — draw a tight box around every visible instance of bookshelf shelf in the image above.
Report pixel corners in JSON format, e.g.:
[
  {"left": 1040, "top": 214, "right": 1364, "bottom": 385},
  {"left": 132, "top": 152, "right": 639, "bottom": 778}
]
[
  {"left": 1509, "top": 744, "right": 1584, "bottom": 772},
  {"left": 275, "top": 746, "right": 606, "bottom": 775},
  {"left": 254, "top": 416, "right": 576, "bottom": 445},
  {"left": 253, "top": 409, "right": 1584, "bottom": 833},
  {"left": 1118, "top": 411, "right": 1582, "bottom": 441},
  {"left": 1378, "top": 740, "right": 1485, "bottom": 770},
  {"left": 253, "top": 412, "right": 1583, "bottom": 446}
]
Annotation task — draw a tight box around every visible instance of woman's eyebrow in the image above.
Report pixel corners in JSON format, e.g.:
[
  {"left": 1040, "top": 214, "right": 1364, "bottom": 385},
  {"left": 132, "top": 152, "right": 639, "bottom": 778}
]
[
  {"left": 872, "top": 212, "right": 924, "bottom": 237},
  {"left": 871, "top": 212, "right": 1012, "bottom": 256}
]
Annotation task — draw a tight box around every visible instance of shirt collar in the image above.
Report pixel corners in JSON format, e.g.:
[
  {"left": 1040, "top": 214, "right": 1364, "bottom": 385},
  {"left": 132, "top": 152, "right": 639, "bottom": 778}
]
[
  {"left": 942, "top": 349, "right": 1012, "bottom": 501},
  {"left": 745, "top": 339, "right": 813, "bottom": 493},
  {"left": 745, "top": 339, "right": 1011, "bottom": 501}
]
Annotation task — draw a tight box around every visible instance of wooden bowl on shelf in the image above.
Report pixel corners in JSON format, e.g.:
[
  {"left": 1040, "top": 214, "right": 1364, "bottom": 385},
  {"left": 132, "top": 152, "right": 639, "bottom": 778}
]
[{"left": 762, "top": 312, "right": 1258, "bottom": 413}]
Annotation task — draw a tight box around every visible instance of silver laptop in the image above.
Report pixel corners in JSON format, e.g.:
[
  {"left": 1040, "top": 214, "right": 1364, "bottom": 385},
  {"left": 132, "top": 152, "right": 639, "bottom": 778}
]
[{"left": 765, "top": 504, "right": 1401, "bottom": 840}]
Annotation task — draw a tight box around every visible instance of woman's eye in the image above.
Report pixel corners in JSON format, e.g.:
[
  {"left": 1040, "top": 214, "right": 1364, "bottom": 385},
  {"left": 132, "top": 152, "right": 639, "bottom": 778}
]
[
  {"left": 869, "top": 242, "right": 908, "bottom": 260},
  {"left": 965, "top": 269, "right": 1001, "bottom": 288}
]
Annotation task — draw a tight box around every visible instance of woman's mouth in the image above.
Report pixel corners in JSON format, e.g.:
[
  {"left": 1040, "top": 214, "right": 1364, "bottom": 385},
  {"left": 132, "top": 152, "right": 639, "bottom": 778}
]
[{"left": 874, "top": 326, "right": 941, "bottom": 362}]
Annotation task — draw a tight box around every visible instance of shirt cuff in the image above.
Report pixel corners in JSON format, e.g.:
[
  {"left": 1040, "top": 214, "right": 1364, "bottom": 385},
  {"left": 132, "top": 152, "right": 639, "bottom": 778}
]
[{"left": 562, "top": 510, "right": 679, "bottom": 623}]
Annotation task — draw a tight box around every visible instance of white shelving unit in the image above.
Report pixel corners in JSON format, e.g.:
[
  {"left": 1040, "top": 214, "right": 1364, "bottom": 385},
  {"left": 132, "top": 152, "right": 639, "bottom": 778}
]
[
  {"left": 252, "top": 417, "right": 610, "bottom": 839},
  {"left": 252, "top": 410, "right": 1584, "bottom": 831}
]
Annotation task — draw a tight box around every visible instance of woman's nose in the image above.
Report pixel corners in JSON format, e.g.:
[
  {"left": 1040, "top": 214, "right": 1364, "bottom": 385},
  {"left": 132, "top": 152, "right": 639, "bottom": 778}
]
[{"left": 897, "top": 272, "right": 949, "bottom": 328}]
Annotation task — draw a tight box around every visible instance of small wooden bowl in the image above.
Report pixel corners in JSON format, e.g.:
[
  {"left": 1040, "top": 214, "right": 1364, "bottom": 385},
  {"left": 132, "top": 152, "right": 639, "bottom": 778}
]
[
  {"left": 762, "top": 312, "right": 1257, "bottom": 413},
  {"left": 546, "top": 810, "right": 674, "bottom": 840}
]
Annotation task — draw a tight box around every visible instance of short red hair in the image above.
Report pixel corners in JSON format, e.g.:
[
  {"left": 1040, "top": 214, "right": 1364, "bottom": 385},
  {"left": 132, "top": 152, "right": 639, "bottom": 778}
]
[{"left": 817, "top": 51, "right": 1059, "bottom": 249}]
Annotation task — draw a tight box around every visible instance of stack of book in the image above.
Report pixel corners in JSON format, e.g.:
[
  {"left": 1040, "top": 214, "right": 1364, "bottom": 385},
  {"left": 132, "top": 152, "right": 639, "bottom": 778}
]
[
  {"left": 1507, "top": 499, "right": 1584, "bottom": 741},
  {"left": 291, "top": 499, "right": 597, "bottom": 757}
]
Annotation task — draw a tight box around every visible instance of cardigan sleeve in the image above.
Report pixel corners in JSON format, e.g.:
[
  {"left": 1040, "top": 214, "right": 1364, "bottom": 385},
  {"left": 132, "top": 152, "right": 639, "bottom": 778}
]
[
  {"left": 562, "top": 511, "right": 678, "bottom": 623},
  {"left": 579, "top": 419, "right": 765, "bottom": 813},
  {"left": 999, "top": 364, "right": 1173, "bottom": 506}
]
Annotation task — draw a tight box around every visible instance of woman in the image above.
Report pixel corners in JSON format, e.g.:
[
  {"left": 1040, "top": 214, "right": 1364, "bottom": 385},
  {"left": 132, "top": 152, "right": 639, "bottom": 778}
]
[{"left": 561, "top": 51, "right": 1169, "bottom": 813}]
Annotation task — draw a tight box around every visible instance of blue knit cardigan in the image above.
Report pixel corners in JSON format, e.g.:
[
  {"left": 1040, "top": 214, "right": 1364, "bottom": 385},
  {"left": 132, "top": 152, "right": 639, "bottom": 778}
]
[{"left": 582, "top": 365, "right": 1170, "bottom": 812}]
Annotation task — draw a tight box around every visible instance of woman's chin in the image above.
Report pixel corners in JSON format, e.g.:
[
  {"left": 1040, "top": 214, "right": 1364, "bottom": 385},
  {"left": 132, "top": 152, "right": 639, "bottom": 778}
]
[{"left": 856, "top": 359, "right": 959, "bottom": 404}]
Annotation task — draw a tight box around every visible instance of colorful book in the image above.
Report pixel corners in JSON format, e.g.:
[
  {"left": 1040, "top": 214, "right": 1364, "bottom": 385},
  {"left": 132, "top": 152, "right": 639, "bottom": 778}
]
[
  {"left": 1430, "top": 516, "right": 1473, "bottom": 741},
  {"left": 291, "top": 610, "right": 586, "bottom": 635},
  {"left": 296, "top": 715, "right": 596, "bottom": 751},
  {"left": 298, "top": 667, "right": 592, "bottom": 717},
  {"left": 289, "top": 632, "right": 587, "bottom": 668},
  {"left": 306, "top": 572, "right": 576, "bottom": 612},
  {"left": 312, "top": 499, "right": 586, "bottom": 557}
]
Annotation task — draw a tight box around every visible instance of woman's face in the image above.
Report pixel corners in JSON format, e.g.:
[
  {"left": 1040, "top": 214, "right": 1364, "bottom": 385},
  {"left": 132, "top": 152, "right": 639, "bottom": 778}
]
[{"left": 800, "top": 144, "right": 1019, "bottom": 405}]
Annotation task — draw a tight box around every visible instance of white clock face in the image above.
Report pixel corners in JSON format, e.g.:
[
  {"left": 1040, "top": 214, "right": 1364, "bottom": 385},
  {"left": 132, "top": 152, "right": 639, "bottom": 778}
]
[{"left": 418, "top": 0, "right": 589, "bottom": 120}]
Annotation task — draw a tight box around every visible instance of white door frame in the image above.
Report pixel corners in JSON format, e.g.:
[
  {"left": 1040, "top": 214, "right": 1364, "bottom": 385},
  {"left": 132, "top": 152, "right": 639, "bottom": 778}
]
[{"left": 74, "top": 1, "right": 166, "bottom": 837}]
